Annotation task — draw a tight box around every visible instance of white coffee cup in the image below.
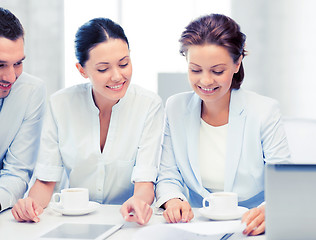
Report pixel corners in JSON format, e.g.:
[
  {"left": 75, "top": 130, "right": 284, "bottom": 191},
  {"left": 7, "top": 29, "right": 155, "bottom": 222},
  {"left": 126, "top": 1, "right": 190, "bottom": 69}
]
[
  {"left": 52, "top": 188, "right": 89, "bottom": 210},
  {"left": 202, "top": 192, "right": 238, "bottom": 213}
]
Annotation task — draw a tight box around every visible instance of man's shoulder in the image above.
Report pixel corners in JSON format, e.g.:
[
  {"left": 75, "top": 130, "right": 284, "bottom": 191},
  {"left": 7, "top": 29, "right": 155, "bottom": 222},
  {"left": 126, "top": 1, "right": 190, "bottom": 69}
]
[{"left": 17, "top": 72, "right": 44, "bottom": 85}]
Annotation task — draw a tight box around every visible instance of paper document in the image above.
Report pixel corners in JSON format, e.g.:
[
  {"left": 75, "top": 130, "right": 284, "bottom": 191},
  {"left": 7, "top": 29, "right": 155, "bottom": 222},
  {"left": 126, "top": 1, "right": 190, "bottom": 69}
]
[{"left": 133, "top": 220, "right": 246, "bottom": 240}]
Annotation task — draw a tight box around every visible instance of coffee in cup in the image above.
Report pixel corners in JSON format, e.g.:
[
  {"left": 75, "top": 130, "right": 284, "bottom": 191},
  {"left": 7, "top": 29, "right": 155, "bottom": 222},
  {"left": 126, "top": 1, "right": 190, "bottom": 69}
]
[
  {"left": 202, "top": 192, "right": 238, "bottom": 213},
  {"left": 52, "top": 188, "right": 89, "bottom": 210}
]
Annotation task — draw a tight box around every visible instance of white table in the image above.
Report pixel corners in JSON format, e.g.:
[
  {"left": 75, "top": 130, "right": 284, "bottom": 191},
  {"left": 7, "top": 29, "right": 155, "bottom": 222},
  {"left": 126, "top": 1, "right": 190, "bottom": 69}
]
[{"left": 0, "top": 204, "right": 265, "bottom": 240}]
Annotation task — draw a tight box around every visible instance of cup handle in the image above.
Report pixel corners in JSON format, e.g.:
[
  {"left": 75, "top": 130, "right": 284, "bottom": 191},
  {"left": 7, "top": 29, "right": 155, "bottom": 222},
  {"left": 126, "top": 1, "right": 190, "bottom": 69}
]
[
  {"left": 202, "top": 198, "right": 209, "bottom": 208},
  {"left": 52, "top": 193, "right": 62, "bottom": 206}
]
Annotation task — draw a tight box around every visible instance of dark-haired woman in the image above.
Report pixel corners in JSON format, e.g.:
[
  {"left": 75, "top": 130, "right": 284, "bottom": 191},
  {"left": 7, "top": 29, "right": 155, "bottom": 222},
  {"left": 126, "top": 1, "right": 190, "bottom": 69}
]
[
  {"left": 11, "top": 18, "right": 163, "bottom": 225},
  {"left": 155, "top": 14, "right": 290, "bottom": 236}
]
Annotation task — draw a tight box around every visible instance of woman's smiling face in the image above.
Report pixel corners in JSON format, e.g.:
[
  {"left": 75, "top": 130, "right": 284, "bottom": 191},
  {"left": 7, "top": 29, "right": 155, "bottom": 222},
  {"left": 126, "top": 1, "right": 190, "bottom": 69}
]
[
  {"left": 78, "top": 38, "right": 132, "bottom": 106},
  {"left": 187, "top": 44, "right": 241, "bottom": 106}
]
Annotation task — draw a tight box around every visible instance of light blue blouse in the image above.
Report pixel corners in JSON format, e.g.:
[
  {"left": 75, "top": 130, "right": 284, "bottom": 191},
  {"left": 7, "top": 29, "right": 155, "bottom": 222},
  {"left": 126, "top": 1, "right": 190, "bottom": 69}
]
[
  {"left": 35, "top": 83, "right": 164, "bottom": 204},
  {"left": 0, "top": 72, "right": 46, "bottom": 211}
]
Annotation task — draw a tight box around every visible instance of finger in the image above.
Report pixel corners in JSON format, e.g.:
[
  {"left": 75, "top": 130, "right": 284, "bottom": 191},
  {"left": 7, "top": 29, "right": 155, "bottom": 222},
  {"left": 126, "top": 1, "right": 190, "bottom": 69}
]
[
  {"left": 241, "top": 210, "right": 250, "bottom": 223},
  {"left": 14, "top": 205, "right": 29, "bottom": 222},
  {"left": 167, "top": 209, "right": 177, "bottom": 223},
  {"left": 132, "top": 203, "right": 146, "bottom": 225},
  {"left": 14, "top": 199, "right": 32, "bottom": 222},
  {"left": 33, "top": 201, "right": 44, "bottom": 216},
  {"left": 163, "top": 210, "right": 172, "bottom": 223},
  {"left": 242, "top": 209, "right": 257, "bottom": 225},
  {"left": 243, "top": 213, "right": 264, "bottom": 235},
  {"left": 120, "top": 204, "right": 131, "bottom": 220},
  {"left": 173, "top": 207, "right": 183, "bottom": 223},
  {"left": 143, "top": 207, "right": 152, "bottom": 224},
  {"left": 11, "top": 208, "right": 24, "bottom": 222},
  {"left": 23, "top": 199, "right": 41, "bottom": 223},
  {"left": 249, "top": 221, "right": 265, "bottom": 236},
  {"left": 25, "top": 199, "right": 37, "bottom": 221},
  {"left": 242, "top": 208, "right": 261, "bottom": 229},
  {"left": 124, "top": 214, "right": 138, "bottom": 223},
  {"left": 181, "top": 207, "right": 191, "bottom": 222}
]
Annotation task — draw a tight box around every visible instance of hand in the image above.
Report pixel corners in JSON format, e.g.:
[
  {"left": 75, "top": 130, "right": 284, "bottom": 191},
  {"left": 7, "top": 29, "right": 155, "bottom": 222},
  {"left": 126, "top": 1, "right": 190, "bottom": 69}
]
[
  {"left": 163, "top": 198, "right": 194, "bottom": 223},
  {"left": 11, "top": 197, "right": 44, "bottom": 223},
  {"left": 120, "top": 196, "right": 153, "bottom": 225},
  {"left": 241, "top": 205, "right": 265, "bottom": 236}
]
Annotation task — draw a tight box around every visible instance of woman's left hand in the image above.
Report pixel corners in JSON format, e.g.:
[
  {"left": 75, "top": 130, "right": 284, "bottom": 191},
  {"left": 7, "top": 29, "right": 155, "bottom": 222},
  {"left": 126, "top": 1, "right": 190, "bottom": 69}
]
[
  {"left": 120, "top": 196, "right": 153, "bottom": 225},
  {"left": 241, "top": 205, "right": 265, "bottom": 236}
]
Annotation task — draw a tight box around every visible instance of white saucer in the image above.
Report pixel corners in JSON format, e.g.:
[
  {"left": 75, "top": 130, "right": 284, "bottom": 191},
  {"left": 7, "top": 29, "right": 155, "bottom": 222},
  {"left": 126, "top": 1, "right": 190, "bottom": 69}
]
[
  {"left": 50, "top": 201, "right": 100, "bottom": 216},
  {"left": 198, "top": 206, "right": 249, "bottom": 221}
]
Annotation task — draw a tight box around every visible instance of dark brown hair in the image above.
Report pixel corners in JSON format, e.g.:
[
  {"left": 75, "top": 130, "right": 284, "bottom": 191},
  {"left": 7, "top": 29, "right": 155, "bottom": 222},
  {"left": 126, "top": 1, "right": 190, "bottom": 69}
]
[
  {"left": 179, "top": 14, "right": 246, "bottom": 89},
  {"left": 75, "top": 18, "right": 129, "bottom": 67},
  {"left": 0, "top": 7, "right": 24, "bottom": 40}
]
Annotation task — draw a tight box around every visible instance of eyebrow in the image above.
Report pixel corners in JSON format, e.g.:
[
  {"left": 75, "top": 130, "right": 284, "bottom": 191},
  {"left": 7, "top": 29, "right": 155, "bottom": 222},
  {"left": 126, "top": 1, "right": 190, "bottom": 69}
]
[
  {"left": 189, "top": 62, "right": 226, "bottom": 68},
  {"left": 0, "top": 56, "right": 26, "bottom": 64},
  {"left": 96, "top": 56, "right": 129, "bottom": 65}
]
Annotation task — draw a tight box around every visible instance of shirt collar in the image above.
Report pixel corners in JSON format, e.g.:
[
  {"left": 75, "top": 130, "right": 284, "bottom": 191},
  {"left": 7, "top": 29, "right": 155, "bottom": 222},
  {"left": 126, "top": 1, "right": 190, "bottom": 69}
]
[{"left": 0, "top": 98, "right": 4, "bottom": 112}]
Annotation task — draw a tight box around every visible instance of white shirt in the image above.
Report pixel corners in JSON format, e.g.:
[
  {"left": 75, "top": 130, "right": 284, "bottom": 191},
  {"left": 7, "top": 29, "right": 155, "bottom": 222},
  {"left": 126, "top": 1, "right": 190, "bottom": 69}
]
[
  {"left": 0, "top": 72, "right": 46, "bottom": 211},
  {"left": 199, "top": 118, "right": 228, "bottom": 192},
  {"left": 35, "top": 83, "right": 164, "bottom": 204}
]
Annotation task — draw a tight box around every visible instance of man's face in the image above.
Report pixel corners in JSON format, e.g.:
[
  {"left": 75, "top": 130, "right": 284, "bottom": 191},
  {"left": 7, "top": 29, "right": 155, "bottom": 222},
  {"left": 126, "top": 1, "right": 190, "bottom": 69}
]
[{"left": 0, "top": 37, "right": 25, "bottom": 99}]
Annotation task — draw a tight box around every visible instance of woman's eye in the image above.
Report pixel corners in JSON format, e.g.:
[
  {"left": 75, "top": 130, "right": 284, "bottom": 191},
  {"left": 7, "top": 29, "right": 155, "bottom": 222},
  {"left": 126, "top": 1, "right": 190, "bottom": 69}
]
[
  {"left": 213, "top": 70, "right": 224, "bottom": 75},
  {"left": 119, "top": 63, "right": 128, "bottom": 68},
  {"left": 98, "top": 69, "right": 108, "bottom": 72},
  {"left": 190, "top": 69, "right": 201, "bottom": 73}
]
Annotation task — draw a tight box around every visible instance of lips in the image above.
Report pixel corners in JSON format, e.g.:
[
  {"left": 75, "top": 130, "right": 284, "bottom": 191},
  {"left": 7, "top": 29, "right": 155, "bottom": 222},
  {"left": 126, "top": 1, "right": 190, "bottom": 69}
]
[
  {"left": 0, "top": 83, "right": 12, "bottom": 91},
  {"left": 106, "top": 81, "right": 126, "bottom": 91},
  {"left": 198, "top": 85, "right": 219, "bottom": 94}
]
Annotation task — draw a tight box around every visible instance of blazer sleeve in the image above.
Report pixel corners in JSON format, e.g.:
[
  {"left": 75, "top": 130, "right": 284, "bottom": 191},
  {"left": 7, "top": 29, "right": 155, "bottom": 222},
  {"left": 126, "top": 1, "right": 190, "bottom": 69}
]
[
  {"left": 261, "top": 100, "right": 291, "bottom": 164},
  {"left": 155, "top": 109, "right": 188, "bottom": 208}
]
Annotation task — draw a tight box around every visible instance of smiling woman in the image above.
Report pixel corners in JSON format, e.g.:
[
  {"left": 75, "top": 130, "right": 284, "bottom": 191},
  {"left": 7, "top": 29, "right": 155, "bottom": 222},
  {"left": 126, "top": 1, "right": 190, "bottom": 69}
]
[
  {"left": 76, "top": 38, "right": 132, "bottom": 109},
  {"left": 155, "top": 13, "right": 291, "bottom": 237},
  {"left": 11, "top": 17, "right": 164, "bottom": 227}
]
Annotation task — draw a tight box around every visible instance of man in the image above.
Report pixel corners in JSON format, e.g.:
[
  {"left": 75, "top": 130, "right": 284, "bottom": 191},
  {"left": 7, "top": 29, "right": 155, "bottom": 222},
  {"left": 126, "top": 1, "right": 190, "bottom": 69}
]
[{"left": 0, "top": 7, "right": 46, "bottom": 212}]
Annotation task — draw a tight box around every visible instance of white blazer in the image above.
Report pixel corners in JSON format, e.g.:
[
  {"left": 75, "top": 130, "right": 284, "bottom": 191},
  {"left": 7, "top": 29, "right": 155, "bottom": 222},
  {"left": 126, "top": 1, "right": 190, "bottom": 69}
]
[{"left": 155, "top": 88, "right": 291, "bottom": 208}]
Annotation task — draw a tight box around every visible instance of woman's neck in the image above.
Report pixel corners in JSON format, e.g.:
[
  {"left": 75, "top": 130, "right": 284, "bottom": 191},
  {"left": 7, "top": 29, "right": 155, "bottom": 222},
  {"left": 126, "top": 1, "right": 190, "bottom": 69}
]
[
  {"left": 92, "top": 89, "right": 117, "bottom": 116},
  {"left": 201, "top": 91, "right": 231, "bottom": 127}
]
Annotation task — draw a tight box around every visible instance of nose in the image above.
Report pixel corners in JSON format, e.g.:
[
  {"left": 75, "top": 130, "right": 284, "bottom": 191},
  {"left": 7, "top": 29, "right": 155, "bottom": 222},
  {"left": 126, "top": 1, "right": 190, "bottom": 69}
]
[
  {"left": 2, "top": 66, "right": 17, "bottom": 83},
  {"left": 110, "top": 67, "right": 122, "bottom": 82},
  {"left": 200, "top": 72, "right": 214, "bottom": 86}
]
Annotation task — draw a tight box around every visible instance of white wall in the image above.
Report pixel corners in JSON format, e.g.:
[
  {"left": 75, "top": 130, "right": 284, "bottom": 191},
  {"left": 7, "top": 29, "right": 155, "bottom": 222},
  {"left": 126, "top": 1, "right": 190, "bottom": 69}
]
[
  {"left": 64, "top": 0, "right": 231, "bottom": 93},
  {"left": 1, "top": 0, "right": 64, "bottom": 97},
  {"left": 6, "top": 0, "right": 316, "bottom": 120},
  {"left": 232, "top": 0, "right": 316, "bottom": 118}
]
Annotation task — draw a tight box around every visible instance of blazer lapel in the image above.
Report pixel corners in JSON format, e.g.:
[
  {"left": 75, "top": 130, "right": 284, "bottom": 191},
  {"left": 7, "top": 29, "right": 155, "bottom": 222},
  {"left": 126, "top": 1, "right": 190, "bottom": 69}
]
[
  {"left": 225, "top": 89, "right": 246, "bottom": 191},
  {"left": 185, "top": 94, "right": 203, "bottom": 185}
]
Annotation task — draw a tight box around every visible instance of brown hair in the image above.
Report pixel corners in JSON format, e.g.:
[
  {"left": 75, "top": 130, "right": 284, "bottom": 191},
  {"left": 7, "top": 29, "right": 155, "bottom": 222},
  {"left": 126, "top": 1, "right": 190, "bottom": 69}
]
[
  {"left": 179, "top": 14, "right": 246, "bottom": 89},
  {"left": 0, "top": 7, "right": 24, "bottom": 40}
]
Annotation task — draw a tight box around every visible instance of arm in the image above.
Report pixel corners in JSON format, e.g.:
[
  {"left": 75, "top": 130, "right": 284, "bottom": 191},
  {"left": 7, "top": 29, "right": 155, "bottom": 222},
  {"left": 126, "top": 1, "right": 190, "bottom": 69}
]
[
  {"left": 120, "top": 182, "right": 154, "bottom": 225},
  {"left": 155, "top": 105, "right": 194, "bottom": 223},
  {"left": 155, "top": 114, "right": 189, "bottom": 207},
  {"left": 0, "top": 82, "right": 46, "bottom": 212},
  {"left": 11, "top": 179, "right": 55, "bottom": 222},
  {"left": 121, "top": 95, "right": 164, "bottom": 225}
]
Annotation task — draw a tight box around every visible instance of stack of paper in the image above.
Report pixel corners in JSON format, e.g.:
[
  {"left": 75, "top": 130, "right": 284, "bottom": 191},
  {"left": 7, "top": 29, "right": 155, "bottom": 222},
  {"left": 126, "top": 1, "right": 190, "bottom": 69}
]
[{"left": 133, "top": 220, "right": 246, "bottom": 240}]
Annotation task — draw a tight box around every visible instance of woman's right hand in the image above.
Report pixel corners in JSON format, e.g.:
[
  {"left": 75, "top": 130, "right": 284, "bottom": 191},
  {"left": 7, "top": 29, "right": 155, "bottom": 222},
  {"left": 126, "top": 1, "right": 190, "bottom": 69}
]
[
  {"left": 11, "top": 197, "right": 44, "bottom": 223},
  {"left": 163, "top": 198, "right": 194, "bottom": 223}
]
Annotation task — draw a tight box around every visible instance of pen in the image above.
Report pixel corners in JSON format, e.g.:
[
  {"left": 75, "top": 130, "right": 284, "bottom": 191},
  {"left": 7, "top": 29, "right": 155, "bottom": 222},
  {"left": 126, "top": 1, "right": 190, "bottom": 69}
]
[{"left": 220, "top": 233, "right": 234, "bottom": 240}]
